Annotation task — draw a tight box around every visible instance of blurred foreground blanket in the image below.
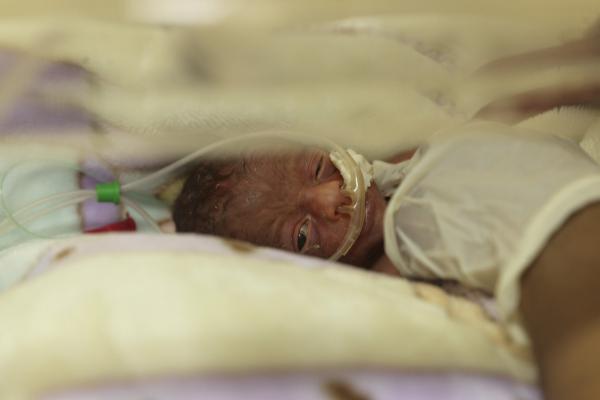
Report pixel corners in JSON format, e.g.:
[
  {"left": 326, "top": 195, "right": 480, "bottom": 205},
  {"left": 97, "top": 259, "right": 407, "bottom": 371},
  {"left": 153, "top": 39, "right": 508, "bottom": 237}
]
[
  {"left": 0, "top": 15, "right": 596, "bottom": 158},
  {"left": 0, "top": 234, "right": 537, "bottom": 400}
]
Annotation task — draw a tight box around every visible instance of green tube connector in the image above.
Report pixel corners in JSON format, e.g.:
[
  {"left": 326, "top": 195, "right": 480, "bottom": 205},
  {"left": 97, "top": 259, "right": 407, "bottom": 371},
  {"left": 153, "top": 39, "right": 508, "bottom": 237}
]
[{"left": 96, "top": 181, "right": 121, "bottom": 204}]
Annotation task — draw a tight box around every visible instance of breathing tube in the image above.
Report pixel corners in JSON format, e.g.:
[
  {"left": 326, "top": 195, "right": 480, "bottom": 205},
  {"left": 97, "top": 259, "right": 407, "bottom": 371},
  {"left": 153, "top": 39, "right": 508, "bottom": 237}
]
[{"left": 0, "top": 132, "right": 367, "bottom": 261}]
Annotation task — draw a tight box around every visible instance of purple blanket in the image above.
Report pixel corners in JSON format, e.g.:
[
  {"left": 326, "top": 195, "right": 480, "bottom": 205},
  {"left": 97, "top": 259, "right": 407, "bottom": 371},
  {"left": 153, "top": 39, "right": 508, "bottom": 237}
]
[{"left": 43, "top": 370, "right": 539, "bottom": 400}]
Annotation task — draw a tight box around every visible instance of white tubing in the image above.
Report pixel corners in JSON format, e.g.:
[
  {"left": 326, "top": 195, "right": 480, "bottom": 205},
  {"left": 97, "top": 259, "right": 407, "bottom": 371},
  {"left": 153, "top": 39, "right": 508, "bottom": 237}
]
[
  {"left": 121, "top": 134, "right": 260, "bottom": 192},
  {"left": 121, "top": 131, "right": 319, "bottom": 192},
  {"left": 327, "top": 143, "right": 366, "bottom": 261},
  {"left": 0, "top": 192, "right": 94, "bottom": 237},
  {"left": 8, "top": 190, "right": 93, "bottom": 220},
  {"left": 121, "top": 196, "right": 162, "bottom": 233}
]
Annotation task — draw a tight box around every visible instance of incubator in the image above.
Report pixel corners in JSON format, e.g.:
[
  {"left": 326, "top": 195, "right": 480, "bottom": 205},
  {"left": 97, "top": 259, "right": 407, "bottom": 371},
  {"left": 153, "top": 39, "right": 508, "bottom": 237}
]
[{"left": 0, "top": 133, "right": 368, "bottom": 261}]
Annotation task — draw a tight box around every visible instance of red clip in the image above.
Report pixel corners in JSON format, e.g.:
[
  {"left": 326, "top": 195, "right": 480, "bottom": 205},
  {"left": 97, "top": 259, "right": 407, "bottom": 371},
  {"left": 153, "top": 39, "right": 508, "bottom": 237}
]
[{"left": 85, "top": 215, "right": 137, "bottom": 234}]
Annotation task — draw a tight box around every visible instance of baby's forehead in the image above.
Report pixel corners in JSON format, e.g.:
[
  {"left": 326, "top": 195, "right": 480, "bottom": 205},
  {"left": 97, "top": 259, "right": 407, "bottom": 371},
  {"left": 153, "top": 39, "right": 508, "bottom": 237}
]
[
  {"left": 229, "top": 146, "right": 326, "bottom": 201},
  {"left": 222, "top": 149, "right": 324, "bottom": 245}
]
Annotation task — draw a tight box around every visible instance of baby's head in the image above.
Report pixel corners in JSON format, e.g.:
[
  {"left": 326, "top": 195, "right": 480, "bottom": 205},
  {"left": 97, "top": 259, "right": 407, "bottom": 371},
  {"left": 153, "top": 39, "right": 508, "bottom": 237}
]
[{"left": 173, "top": 147, "right": 387, "bottom": 267}]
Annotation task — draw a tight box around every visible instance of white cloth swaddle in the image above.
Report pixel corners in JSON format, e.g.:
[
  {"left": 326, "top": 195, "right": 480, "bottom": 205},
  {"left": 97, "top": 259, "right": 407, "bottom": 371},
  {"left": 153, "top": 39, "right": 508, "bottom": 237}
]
[{"left": 383, "top": 121, "right": 600, "bottom": 344}]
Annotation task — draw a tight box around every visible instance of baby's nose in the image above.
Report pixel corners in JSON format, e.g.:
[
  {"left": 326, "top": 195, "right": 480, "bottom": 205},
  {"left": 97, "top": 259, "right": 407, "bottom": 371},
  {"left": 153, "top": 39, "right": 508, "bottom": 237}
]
[{"left": 302, "top": 180, "right": 351, "bottom": 221}]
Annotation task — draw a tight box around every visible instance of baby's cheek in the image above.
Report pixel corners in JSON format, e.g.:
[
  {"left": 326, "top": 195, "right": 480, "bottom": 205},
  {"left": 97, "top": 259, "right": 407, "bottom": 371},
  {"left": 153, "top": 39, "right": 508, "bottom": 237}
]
[{"left": 319, "top": 219, "right": 351, "bottom": 258}]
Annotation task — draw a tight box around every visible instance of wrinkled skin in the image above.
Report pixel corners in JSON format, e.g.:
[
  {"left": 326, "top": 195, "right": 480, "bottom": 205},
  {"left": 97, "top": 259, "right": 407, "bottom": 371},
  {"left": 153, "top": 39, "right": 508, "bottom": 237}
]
[{"left": 214, "top": 148, "right": 388, "bottom": 268}]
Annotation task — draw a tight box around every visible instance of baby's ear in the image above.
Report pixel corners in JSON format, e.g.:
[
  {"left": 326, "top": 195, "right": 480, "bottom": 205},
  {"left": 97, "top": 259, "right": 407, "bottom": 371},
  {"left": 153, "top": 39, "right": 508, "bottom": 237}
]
[
  {"left": 159, "top": 218, "right": 177, "bottom": 233},
  {"left": 157, "top": 178, "right": 186, "bottom": 206}
]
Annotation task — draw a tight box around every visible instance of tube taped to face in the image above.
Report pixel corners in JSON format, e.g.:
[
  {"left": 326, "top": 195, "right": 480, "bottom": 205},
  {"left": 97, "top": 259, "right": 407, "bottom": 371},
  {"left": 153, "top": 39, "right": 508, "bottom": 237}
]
[
  {"left": 384, "top": 121, "right": 600, "bottom": 345},
  {"left": 331, "top": 149, "right": 373, "bottom": 190},
  {"left": 326, "top": 147, "right": 367, "bottom": 260}
]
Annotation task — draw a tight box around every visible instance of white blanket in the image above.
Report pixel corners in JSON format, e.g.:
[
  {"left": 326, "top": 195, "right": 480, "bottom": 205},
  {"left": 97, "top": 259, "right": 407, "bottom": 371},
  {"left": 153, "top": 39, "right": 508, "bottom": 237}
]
[{"left": 0, "top": 234, "right": 535, "bottom": 400}]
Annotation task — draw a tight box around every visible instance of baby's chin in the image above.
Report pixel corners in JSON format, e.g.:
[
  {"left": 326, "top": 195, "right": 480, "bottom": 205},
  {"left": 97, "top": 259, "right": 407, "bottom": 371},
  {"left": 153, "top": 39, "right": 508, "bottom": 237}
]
[{"left": 340, "top": 184, "right": 386, "bottom": 268}]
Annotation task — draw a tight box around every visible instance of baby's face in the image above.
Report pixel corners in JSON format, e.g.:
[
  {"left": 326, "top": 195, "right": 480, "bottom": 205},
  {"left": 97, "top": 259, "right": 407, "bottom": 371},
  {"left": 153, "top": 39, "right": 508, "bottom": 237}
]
[{"left": 220, "top": 148, "right": 387, "bottom": 267}]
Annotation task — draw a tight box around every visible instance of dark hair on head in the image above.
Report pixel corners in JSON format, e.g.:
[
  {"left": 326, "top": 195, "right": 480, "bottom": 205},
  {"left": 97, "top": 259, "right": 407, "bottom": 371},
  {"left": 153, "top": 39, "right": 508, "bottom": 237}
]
[{"left": 172, "top": 159, "right": 241, "bottom": 235}]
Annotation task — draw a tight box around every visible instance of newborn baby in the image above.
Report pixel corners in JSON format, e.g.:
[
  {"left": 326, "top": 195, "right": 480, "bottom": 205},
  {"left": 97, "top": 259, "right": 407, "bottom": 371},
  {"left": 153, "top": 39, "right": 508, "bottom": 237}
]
[{"left": 172, "top": 147, "right": 406, "bottom": 270}]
